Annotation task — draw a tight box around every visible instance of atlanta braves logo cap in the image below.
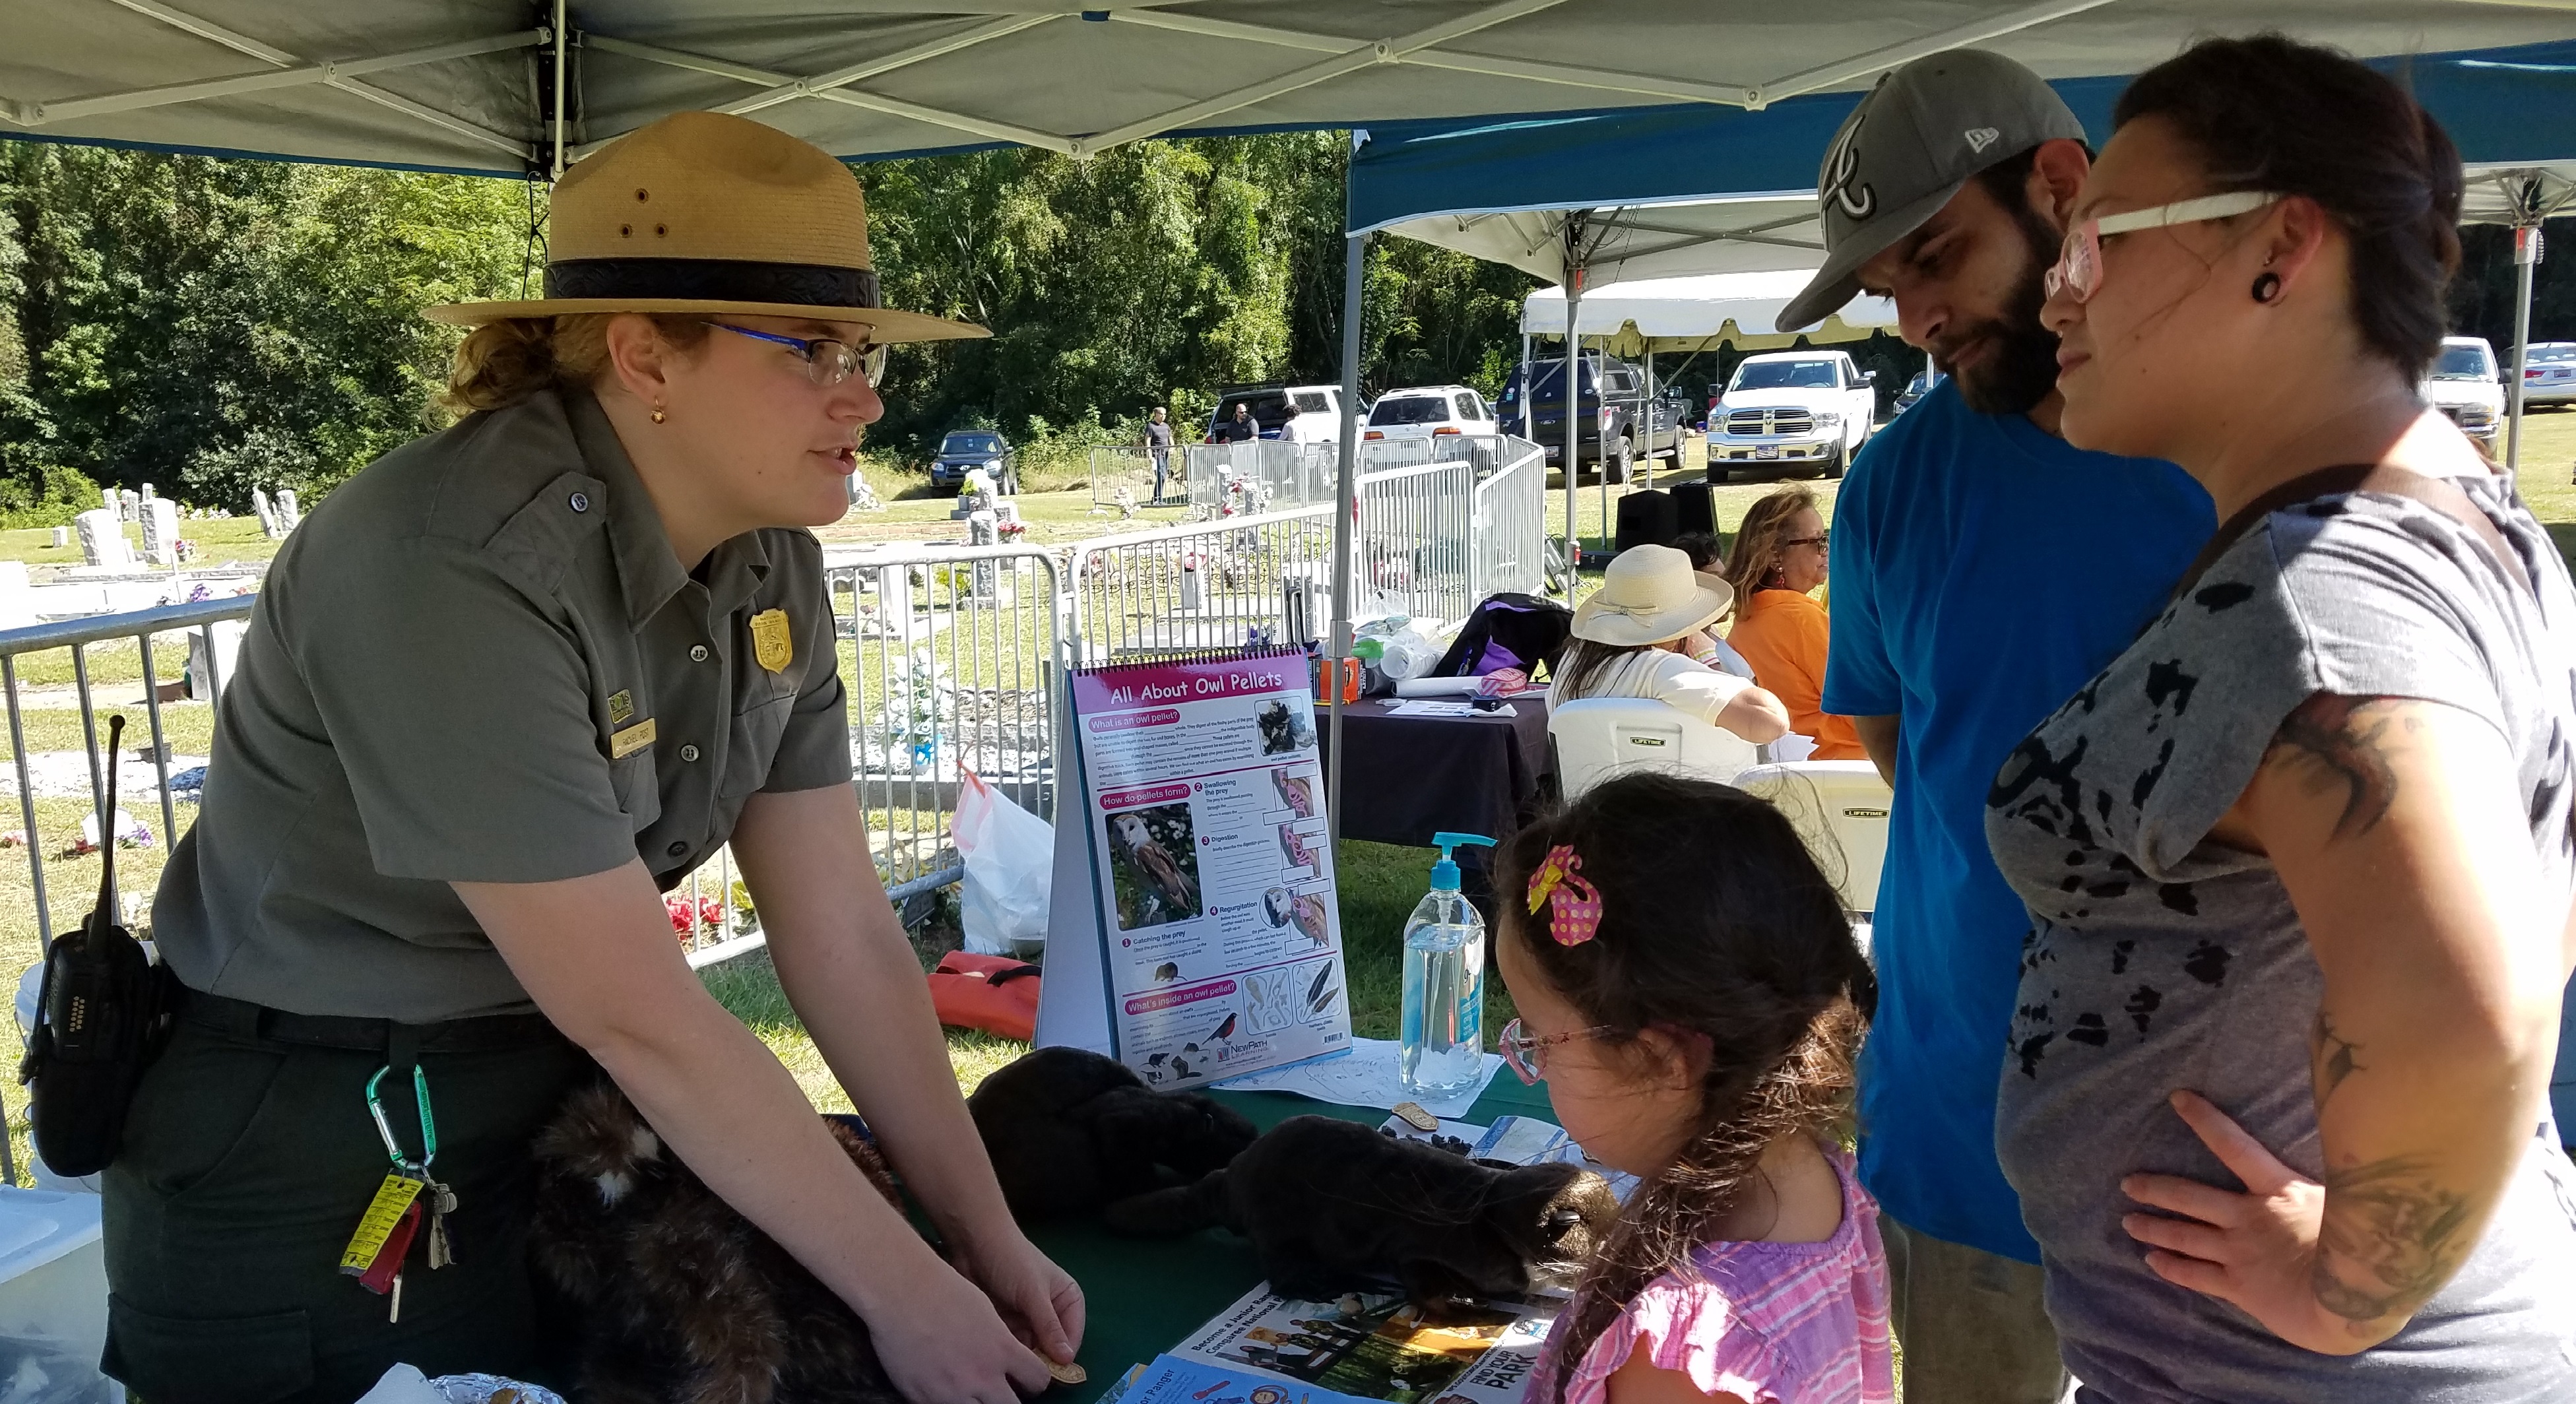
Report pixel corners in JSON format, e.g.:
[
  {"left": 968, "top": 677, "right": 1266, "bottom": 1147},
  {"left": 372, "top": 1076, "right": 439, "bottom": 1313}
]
[{"left": 1778, "top": 49, "right": 2088, "bottom": 332}]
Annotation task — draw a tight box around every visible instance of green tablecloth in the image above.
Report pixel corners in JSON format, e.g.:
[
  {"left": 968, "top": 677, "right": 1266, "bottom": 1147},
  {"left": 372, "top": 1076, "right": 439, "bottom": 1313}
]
[{"left": 1031, "top": 1075, "right": 1561, "bottom": 1403}]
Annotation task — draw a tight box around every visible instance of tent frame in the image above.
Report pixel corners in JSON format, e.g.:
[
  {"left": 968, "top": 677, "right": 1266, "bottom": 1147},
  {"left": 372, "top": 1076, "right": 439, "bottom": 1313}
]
[{"left": 8, "top": 0, "right": 2123, "bottom": 177}]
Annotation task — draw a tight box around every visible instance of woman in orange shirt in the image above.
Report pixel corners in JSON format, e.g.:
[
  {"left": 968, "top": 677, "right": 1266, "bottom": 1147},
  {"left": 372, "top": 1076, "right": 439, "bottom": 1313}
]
[{"left": 1722, "top": 489, "right": 1866, "bottom": 760}]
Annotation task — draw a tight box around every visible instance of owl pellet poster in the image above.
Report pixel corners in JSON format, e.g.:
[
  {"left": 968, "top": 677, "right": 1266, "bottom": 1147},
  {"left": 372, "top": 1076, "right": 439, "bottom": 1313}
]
[{"left": 1038, "top": 649, "right": 1353, "bottom": 1085}]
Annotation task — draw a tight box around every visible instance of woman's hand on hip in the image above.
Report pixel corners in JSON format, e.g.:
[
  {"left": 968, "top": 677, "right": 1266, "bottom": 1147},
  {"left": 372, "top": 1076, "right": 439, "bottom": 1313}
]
[
  {"left": 2121, "top": 1090, "right": 2364, "bottom": 1354},
  {"left": 953, "top": 1223, "right": 1087, "bottom": 1365}
]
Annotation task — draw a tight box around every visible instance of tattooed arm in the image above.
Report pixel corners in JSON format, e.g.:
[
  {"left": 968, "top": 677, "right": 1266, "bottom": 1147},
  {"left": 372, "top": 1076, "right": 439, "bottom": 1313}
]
[{"left": 2122, "top": 694, "right": 2569, "bottom": 1354}]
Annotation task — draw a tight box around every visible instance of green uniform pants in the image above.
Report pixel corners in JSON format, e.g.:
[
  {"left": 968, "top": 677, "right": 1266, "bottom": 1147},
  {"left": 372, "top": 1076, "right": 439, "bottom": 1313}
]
[{"left": 102, "top": 994, "right": 589, "bottom": 1404}]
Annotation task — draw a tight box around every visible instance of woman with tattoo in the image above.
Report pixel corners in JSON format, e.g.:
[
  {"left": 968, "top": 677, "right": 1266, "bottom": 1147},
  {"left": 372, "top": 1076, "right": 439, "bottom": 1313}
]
[{"left": 1984, "top": 34, "right": 2576, "bottom": 1402}]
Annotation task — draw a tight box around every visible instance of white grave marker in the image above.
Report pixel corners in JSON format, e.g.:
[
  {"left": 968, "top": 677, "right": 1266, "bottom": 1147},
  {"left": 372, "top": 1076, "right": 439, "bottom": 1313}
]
[
  {"left": 75, "top": 508, "right": 133, "bottom": 569},
  {"left": 141, "top": 497, "right": 181, "bottom": 566}
]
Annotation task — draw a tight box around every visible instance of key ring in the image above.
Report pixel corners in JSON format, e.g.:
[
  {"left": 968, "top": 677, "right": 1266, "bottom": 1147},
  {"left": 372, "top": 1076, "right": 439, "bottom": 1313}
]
[{"left": 365, "top": 1064, "right": 437, "bottom": 1176}]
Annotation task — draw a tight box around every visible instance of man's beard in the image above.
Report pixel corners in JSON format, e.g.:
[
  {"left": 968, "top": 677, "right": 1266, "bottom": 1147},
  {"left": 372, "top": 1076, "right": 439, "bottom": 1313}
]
[{"left": 1932, "top": 204, "right": 2064, "bottom": 416}]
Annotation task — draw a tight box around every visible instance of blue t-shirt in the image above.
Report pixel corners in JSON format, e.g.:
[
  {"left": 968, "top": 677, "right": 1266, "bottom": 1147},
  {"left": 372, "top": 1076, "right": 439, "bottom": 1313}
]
[{"left": 1822, "top": 381, "right": 2213, "bottom": 1261}]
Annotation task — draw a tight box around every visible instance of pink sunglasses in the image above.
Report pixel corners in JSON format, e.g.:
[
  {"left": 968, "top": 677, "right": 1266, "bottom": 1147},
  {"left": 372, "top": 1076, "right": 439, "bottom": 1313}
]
[{"left": 2044, "top": 190, "right": 2283, "bottom": 303}]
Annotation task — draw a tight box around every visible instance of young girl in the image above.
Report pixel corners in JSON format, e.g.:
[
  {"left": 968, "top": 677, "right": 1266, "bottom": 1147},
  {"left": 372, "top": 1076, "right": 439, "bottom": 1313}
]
[{"left": 1497, "top": 772, "right": 1892, "bottom": 1404}]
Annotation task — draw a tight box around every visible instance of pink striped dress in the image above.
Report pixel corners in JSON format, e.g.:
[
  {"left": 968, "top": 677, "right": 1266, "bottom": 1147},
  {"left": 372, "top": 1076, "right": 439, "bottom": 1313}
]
[{"left": 1536, "top": 1149, "right": 1895, "bottom": 1404}]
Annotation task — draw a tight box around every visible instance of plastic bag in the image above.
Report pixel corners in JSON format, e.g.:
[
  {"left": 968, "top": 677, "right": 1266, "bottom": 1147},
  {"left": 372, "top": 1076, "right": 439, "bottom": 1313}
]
[{"left": 953, "top": 770, "right": 1052, "bottom": 956}]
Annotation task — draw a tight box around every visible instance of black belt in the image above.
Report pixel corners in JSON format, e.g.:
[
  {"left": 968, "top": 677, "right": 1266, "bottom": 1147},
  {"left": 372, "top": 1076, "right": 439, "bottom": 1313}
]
[{"left": 185, "top": 988, "right": 565, "bottom": 1058}]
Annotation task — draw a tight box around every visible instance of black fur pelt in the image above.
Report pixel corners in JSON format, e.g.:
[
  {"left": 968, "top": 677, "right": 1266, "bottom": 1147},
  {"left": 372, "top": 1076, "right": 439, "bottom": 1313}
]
[
  {"left": 530, "top": 1081, "right": 904, "bottom": 1404},
  {"left": 967, "top": 1046, "right": 1258, "bottom": 1220},
  {"left": 1100, "top": 1114, "right": 1621, "bottom": 1304}
]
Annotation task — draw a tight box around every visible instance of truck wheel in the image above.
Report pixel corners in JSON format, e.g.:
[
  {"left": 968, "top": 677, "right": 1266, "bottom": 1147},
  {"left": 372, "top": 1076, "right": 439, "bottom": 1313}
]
[
  {"left": 1606, "top": 436, "right": 1633, "bottom": 484},
  {"left": 1821, "top": 444, "right": 1848, "bottom": 480}
]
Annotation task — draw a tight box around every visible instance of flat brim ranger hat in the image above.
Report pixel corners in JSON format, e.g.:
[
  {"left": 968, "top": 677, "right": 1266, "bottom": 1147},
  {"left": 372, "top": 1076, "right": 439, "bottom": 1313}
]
[{"left": 428, "top": 110, "right": 984, "bottom": 344}]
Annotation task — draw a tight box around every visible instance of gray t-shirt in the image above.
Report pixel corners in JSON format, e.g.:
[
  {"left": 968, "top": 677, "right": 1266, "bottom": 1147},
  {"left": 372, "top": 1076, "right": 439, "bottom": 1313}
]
[{"left": 1986, "top": 472, "right": 2576, "bottom": 1401}]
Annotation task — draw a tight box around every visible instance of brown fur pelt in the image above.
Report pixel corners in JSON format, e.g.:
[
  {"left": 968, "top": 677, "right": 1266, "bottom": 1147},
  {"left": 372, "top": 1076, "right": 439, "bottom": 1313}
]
[{"left": 530, "top": 1081, "right": 905, "bottom": 1404}]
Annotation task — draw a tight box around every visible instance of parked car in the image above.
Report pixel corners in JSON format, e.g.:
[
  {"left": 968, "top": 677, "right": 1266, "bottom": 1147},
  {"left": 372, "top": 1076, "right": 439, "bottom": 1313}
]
[
  {"left": 2421, "top": 335, "right": 2502, "bottom": 450},
  {"left": 2521, "top": 341, "right": 2576, "bottom": 407},
  {"left": 1204, "top": 383, "right": 1354, "bottom": 442},
  {"left": 1496, "top": 355, "right": 1684, "bottom": 482},
  {"left": 1362, "top": 385, "right": 1495, "bottom": 443},
  {"left": 1893, "top": 367, "right": 1943, "bottom": 416},
  {"left": 929, "top": 429, "right": 1016, "bottom": 494},
  {"left": 1705, "top": 350, "right": 1877, "bottom": 480}
]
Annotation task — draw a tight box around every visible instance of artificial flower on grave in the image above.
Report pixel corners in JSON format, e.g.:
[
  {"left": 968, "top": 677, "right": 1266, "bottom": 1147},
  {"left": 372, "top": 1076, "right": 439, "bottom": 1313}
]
[{"left": 666, "top": 893, "right": 728, "bottom": 940}]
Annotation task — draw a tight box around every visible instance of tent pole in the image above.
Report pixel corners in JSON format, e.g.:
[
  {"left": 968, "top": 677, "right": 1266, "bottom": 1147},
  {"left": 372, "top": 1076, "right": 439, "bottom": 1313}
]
[
  {"left": 1642, "top": 348, "right": 1655, "bottom": 491},
  {"left": 1594, "top": 342, "right": 1607, "bottom": 551},
  {"left": 550, "top": 0, "right": 568, "bottom": 179},
  {"left": 2509, "top": 222, "right": 2538, "bottom": 472},
  {"left": 1327, "top": 230, "right": 1365, "bottom": 846},
  {"left": 1564, "top": 278, "right": 1582, "bottom": 573},
  {"left": 1520, "top": 332, "right": 1533, "bottom": 440}
]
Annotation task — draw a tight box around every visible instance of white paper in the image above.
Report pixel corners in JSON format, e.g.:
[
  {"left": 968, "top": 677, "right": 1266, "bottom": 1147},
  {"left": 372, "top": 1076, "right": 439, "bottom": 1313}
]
[
  {"left": 1211, "top": 1037, "right": 1502, "bottom": 1119},
  {"left": 1384, "top": 699, "right": 1489, "bottom": 718}
]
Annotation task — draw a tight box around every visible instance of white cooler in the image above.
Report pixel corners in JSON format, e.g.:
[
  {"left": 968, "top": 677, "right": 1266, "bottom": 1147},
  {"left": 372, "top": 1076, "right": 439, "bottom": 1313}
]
[{"left": 0, "top": 1187, "right": 114, "bottom": 1403}]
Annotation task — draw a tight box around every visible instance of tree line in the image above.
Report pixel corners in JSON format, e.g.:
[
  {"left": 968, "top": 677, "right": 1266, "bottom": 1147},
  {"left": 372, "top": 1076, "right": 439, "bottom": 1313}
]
[{"left": 0, "top": 133, "right": 2566, "bottom": 517}]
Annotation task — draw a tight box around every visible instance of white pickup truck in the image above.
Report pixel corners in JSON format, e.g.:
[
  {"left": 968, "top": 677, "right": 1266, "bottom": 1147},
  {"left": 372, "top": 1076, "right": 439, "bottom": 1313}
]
[{"left": 1706, "top": 350, "right": 1879, "bottom": 480}]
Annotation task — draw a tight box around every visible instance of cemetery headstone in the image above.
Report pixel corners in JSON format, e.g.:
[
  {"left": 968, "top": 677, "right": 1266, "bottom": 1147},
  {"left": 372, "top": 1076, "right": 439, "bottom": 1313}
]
[
  {"left": 49, "top": 527, "right": 69, "bottom": 549},
  {"left": 117, "top": 489, "right": 141, "bottom": 523},
  {"left": 141, "top": 497, "right": 182, "bottom": 566},
  {"left": 251, "top": 488, "right": 281, "bottom": 540},
  {"left": 275, "top": 489, "right": 302, "bottom": 531},
  {"left": 76, "top": 508, "right": 133, "bottom": 569}
]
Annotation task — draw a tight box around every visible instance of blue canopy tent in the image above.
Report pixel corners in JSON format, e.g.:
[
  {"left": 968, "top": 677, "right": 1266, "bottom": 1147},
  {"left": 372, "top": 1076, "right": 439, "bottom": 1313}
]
[{"left": 1347, "top": 38, "right": 2576, "bottom": 559}]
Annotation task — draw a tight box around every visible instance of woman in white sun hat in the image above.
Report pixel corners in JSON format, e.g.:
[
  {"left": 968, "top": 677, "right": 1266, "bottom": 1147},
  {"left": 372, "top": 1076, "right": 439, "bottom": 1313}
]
[
  {"left": 104, "top": 111, "right": 1076, "bottom": 1404},
  {"left": 1552, "top": 544, "right": 1792, "bottom": 744}
]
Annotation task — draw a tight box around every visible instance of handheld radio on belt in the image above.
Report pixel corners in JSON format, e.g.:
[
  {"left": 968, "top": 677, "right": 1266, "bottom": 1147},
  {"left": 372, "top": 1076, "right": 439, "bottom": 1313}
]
[{"left": 19, "top": 714, "right": 179, "bottom": 1176}]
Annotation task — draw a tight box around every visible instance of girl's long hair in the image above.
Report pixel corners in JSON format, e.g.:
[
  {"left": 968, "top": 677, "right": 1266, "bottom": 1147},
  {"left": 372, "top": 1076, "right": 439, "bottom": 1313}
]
[{"left": 1497, "top": 772, "right": 1875, "bottom": 1400}]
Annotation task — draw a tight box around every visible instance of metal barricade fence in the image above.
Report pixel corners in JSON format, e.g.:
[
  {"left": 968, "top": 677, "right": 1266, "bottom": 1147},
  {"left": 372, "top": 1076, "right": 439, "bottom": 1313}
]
[
  {"left": 821, "top": 543, "right": 1063, "bottom": 915},
  {"left": 1064, "top": 505, "right": 1337, "bottom": 664},
  {"left": 1182, "top": 440, "right": 1336, "bottom": 515},
  {"left": 1088, "top": 444, "right": 1175, "bottom": 511},
  {"left": 1471, "top": 437, "right": 1551, "bottom": 602}
]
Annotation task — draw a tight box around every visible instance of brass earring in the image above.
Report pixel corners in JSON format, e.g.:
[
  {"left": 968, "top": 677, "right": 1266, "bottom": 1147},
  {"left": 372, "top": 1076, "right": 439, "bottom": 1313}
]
[{"left": 651, "top": 405, "right": 667, "bottom": 424}]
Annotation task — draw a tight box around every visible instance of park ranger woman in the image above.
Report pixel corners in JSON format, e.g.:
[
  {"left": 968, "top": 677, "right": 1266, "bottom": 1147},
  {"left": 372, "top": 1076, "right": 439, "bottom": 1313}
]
[{"left": 101, "top": 112, "right": 1081, "bottom": 1404}]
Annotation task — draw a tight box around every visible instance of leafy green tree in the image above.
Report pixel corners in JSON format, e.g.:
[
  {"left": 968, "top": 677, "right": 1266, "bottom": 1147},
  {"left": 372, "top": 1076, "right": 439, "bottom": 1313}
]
[{"left": 0, "top": 144, "right": 528, "bottom": 507}]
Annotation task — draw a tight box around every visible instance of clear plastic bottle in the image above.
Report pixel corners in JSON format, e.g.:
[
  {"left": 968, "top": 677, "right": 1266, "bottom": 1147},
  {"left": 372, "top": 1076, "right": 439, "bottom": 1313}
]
[{"left": 1401, "top": 831, "right": 1497, "bottom": 1099}]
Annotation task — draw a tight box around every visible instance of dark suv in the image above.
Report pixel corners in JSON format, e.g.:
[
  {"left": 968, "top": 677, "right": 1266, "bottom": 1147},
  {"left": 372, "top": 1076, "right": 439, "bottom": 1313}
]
[
  {"left": 929, "top": 430, "right": 1015, "bottom": 494},
  {"left": 1496, "top": 356, "right": 1683, "bottom": 482}
]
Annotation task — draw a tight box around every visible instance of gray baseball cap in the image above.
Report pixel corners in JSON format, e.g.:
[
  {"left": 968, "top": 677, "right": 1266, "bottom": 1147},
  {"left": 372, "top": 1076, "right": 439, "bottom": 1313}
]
[{"left": 1778, "top": 49, "right": 2088, "bottom": 332}]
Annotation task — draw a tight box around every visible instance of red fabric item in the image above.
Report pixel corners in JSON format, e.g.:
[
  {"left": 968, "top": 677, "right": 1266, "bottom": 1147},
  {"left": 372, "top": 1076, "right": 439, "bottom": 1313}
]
[{"left": 928, "top": 951, "right": 1041, "bottom": 1042}]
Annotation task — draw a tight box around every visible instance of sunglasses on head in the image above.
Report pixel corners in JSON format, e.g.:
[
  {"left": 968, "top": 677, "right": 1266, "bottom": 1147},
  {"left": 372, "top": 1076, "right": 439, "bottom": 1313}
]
[{"left": 2044, "top": 190, "right": 2283, "bottom": 304}]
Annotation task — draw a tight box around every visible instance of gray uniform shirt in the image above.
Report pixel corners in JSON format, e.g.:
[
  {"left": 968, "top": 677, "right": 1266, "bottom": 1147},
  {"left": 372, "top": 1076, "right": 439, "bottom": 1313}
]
[
  {"left": 1986, "top": 474, "right": 2576, "bottom": 1401},
  {"left": 154, "top": 387, "right": 852, "bottom": 1021}
]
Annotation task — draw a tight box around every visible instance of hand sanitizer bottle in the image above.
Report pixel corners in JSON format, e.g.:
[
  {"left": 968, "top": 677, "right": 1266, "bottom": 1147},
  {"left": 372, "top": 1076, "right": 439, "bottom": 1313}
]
[{"left": 1401, "top": 831, "right": 1498, "bottom": 1099}]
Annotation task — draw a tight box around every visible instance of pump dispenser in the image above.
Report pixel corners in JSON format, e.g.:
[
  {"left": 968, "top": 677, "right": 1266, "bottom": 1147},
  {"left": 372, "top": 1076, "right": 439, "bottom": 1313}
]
[{"left": 1401, "top": 831, "right": 1497, "bottom": 1099}]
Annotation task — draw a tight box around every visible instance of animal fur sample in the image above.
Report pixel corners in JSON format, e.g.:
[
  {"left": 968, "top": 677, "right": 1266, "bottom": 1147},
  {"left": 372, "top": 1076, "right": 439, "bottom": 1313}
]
[
  {"left": 968, "top": 1046, "right": 1258, "bottom": 1220},
  {"left": 531, "top": 1081, "right": 904, "bottom": 1404},
  {"left": 1100, "top": 1114, "right": 1620, "bottom": 1304}
]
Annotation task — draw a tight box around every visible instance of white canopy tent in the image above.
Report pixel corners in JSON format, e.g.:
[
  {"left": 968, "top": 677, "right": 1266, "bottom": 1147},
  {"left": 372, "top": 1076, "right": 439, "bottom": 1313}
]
[{"left": 1521, "top": 271, "right": 1900, "bottom": 350}]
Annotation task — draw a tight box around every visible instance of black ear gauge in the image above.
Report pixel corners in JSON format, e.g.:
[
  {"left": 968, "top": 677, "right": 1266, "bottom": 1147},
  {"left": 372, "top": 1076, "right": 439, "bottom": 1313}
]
[{"left": 2251, "top": 271, "right": 2283, "bottom": 303}]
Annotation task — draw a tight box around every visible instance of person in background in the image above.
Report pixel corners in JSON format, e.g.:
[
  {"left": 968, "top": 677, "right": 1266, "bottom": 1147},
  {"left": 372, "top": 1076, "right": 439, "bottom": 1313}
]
[
  {"left": 1498, "top": 773, "right": 1892, "bottom": 1404},
  {"left": 1549, "top": 545, "right": 1789, "bottom": 746},
  {"left": 1991, "top": 34, "right": 2575, "bottom": 1398},
  {"left": 1213, "top": 400, "right": 1258, "bottom": 444},
  {"left": 1671, "top": 532, "right": 1758, "bottom": 680},
  {"left": 1145, "top": 404, "right": 1175, "bottom": 504},
  {"left": 1774, "top": 49, "right": 2215, "bottom": 1402},
  {"left": 1279, "top": 402, "right": 1318, "bottom": 445},
  {"left": 1720, "top": 490, "right": 1865, "bottom": 761}
]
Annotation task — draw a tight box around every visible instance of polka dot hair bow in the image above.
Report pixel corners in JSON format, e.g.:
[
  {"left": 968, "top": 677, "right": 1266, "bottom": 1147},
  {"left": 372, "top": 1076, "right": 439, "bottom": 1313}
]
[{"left": 1526, "top": 844, "right": 1603, "bottom": 947}]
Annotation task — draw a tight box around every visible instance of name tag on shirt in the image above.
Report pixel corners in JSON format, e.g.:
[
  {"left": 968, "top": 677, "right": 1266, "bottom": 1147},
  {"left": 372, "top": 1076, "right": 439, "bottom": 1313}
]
[{"left": 610, "top": 718, "right": 657, "bottom": 759}]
